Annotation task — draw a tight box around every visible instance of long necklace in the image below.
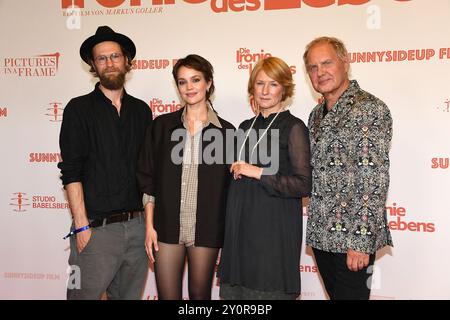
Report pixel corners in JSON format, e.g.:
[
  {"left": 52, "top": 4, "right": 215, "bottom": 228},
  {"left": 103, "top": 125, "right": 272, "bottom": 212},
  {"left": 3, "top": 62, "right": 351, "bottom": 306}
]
[{"left": 238, "top": 110, "right": 281, "bottom": 162}]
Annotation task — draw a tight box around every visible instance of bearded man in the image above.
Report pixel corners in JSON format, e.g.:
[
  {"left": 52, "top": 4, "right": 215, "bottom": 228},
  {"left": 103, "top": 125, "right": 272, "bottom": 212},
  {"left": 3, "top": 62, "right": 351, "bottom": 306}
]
[{"left": 58, "top": 26, "right": 152, "bottom": 300}]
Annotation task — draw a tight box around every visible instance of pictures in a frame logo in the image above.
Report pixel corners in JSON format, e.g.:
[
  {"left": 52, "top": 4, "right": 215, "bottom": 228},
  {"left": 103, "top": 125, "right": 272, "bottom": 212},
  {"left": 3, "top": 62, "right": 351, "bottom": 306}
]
[
  {"left": 45, "top": 102, "right": 64, "bottom": 122},
  {"left": 10, "top": 192, "right": 30, "bottom": 212},
  {"left": 3, "top": 53, "right": 60, "bottom": 77}
]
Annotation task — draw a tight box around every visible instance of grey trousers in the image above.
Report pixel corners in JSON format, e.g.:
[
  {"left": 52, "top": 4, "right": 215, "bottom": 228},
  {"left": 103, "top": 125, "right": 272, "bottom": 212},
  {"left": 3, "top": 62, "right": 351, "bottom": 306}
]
[{"left": 67, "top": 216, "right": 148, "bottom": 300}]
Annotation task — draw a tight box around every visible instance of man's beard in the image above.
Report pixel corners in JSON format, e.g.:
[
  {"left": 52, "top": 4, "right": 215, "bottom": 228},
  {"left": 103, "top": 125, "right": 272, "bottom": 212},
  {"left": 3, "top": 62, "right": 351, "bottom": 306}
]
[{"left": 98, "top": 67, "right": 127, "bottom": 90}]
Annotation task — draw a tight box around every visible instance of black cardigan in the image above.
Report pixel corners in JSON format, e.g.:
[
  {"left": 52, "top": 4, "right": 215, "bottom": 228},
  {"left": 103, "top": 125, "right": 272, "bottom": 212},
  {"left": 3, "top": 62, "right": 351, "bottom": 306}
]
[{"left": 137, "top": 108, "right": 235, "bottom": 247}]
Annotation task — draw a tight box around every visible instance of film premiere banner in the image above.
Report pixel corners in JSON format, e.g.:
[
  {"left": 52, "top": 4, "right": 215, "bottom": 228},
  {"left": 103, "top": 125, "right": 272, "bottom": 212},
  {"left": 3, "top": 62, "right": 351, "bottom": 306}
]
[{"left": 0, "top": 0, "right": 449, "bottom": 300}]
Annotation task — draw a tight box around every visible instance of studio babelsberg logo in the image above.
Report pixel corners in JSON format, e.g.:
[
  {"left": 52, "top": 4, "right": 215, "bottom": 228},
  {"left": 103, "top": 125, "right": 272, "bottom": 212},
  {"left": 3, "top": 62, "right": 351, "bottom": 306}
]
[
  {"left": 3, "top": 53, "right": 60, "bottom": 77},
  {"left": 10, "top": 192, "right": 30, "bottom": 212},
  {"left": 9, "top": 192, "right": 69, "bottom": 212}
]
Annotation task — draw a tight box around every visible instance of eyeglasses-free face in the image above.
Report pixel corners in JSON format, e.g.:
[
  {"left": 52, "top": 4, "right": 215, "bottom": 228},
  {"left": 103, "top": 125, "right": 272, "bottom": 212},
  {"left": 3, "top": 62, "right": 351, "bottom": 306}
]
[
  {"left": 176, "top": 66, "right": 211, "bottom": 108},
  {"left": 252, "top": 70, "right": 284, "bottom": 116}
]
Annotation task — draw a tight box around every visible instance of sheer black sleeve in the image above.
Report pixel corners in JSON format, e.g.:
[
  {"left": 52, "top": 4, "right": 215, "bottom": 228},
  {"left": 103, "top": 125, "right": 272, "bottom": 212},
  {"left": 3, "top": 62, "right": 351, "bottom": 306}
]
[{"left": 260, "top": 121, "right": 312, "bottom": 198}]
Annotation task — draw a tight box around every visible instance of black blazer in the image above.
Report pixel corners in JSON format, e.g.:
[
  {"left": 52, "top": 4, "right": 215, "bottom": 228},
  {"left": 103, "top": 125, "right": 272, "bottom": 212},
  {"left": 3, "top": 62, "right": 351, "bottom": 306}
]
[{"left": 137, "top": 108, "right": 235, "bottom": 247}]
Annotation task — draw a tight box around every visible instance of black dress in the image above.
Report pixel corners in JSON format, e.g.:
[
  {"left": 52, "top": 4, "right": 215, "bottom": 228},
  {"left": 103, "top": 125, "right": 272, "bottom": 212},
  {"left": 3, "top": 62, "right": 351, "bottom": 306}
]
[{"left": 218, "top": 110, "right": 312, "bottom": 296}]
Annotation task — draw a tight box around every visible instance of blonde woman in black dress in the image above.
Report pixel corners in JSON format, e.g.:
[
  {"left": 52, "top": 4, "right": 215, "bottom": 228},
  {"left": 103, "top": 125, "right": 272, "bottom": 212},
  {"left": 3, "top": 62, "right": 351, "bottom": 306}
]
[{"left": 218, "top": 57, "right": 312, "bottom": 300}]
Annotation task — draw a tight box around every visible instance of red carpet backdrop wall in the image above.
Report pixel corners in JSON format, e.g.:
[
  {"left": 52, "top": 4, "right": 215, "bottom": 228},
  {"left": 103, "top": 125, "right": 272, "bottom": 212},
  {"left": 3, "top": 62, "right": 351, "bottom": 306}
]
[{"left": 0, "top": 0, "right": 449, "bottom": 299}]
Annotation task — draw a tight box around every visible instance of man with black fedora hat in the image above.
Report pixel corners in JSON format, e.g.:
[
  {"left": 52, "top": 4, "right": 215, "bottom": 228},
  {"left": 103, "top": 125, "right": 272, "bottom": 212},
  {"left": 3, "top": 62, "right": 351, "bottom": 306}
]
[{"left": 58, "top": 26, "right": 152, "bottom": 299}]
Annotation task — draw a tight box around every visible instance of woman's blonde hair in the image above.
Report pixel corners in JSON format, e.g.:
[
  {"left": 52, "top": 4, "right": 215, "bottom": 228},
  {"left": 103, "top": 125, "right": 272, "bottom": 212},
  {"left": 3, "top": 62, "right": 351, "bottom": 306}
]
[{"left": 248, "top": 56, "right": 294, "bottom": 102}]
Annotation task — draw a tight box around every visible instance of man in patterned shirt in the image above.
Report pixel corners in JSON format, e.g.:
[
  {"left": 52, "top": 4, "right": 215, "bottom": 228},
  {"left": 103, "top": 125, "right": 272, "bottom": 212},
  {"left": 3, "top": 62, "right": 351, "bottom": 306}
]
[{"left": 303, "top": 36, "right": 393, "bottom": 300}]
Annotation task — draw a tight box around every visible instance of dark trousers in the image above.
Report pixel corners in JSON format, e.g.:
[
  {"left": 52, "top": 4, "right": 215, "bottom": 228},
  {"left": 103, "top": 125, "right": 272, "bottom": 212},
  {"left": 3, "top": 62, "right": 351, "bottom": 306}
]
[
  {"left": 67, "top": 216, "right": 148, "bottom": 300},
  {"left": 312, "top": 248, "right": 376, "bottom": 300}
]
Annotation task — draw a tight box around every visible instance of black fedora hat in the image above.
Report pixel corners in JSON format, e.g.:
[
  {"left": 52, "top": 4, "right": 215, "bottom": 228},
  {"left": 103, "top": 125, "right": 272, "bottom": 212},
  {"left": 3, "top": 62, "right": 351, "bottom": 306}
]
[{"left": 79, "top": 26, "right": 136, "bottom": 64}]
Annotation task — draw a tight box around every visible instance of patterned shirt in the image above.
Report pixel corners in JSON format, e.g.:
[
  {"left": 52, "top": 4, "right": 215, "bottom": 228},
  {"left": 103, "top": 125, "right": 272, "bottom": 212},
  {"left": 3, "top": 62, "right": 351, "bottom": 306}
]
[{"left": 306, "top": 80, "right": 393, "bottom": 254}]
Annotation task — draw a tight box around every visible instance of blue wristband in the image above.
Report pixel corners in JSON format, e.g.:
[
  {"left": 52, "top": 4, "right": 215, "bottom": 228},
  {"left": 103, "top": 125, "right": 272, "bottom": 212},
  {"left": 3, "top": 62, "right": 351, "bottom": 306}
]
[{"left": 63, "top": 225, "right": 90, "bottom": 240}]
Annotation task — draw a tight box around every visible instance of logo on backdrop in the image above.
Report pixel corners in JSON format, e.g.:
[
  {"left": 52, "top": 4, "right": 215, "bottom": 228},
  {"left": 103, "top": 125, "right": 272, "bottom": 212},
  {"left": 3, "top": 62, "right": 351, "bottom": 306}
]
[
  {"left": 132, "top": 58, "right": 176, "bottom": 71},
  {"left": 61, "top": 0, "right": 411, "bottom": 14},
  {"left": 300, "top": 264, "right": 318, "bottom": 273},
  {"left": 386, "top": 202, "right": 435, "bottom": 233},
  {"left": 29, "top": 153, "right": 62, "bottom": 163},
  {"left": 3, "top": 53, "right": 60, "bottom": 77},
  {"left": 348, "top": 47, "right": 450, "bottom": 63},
  {"left": 439, "top": 47, "right": 450, "bottom": 60},
  {"left": 436, "top": 99, "right": 450, "bottom": 113},
  {"left": 236, "top": 48, "right": 296, "bottom": 75},
  {"left": 431, "top": 157, "right": 449, "bottom": 169},
  {"left": 61, "top": 0, "right": 165, "bottom": 16},
  {"left": 0, "top": 107, "right": 7, "bottom": 118},
  {"left": 45, "top": 102, "right": 64, "bottom": 122},
  {"left": 150, "top": 98, "right": 182, "bottom": 119},
  {"left": 3, "top": 272, "right": 61, "bottom": 281},
  {"left": 9, "top": 192, "right": 30, "bottom": 212},
  {"left": 9, "top": 192, "right": 69, "bottom": 212}
]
